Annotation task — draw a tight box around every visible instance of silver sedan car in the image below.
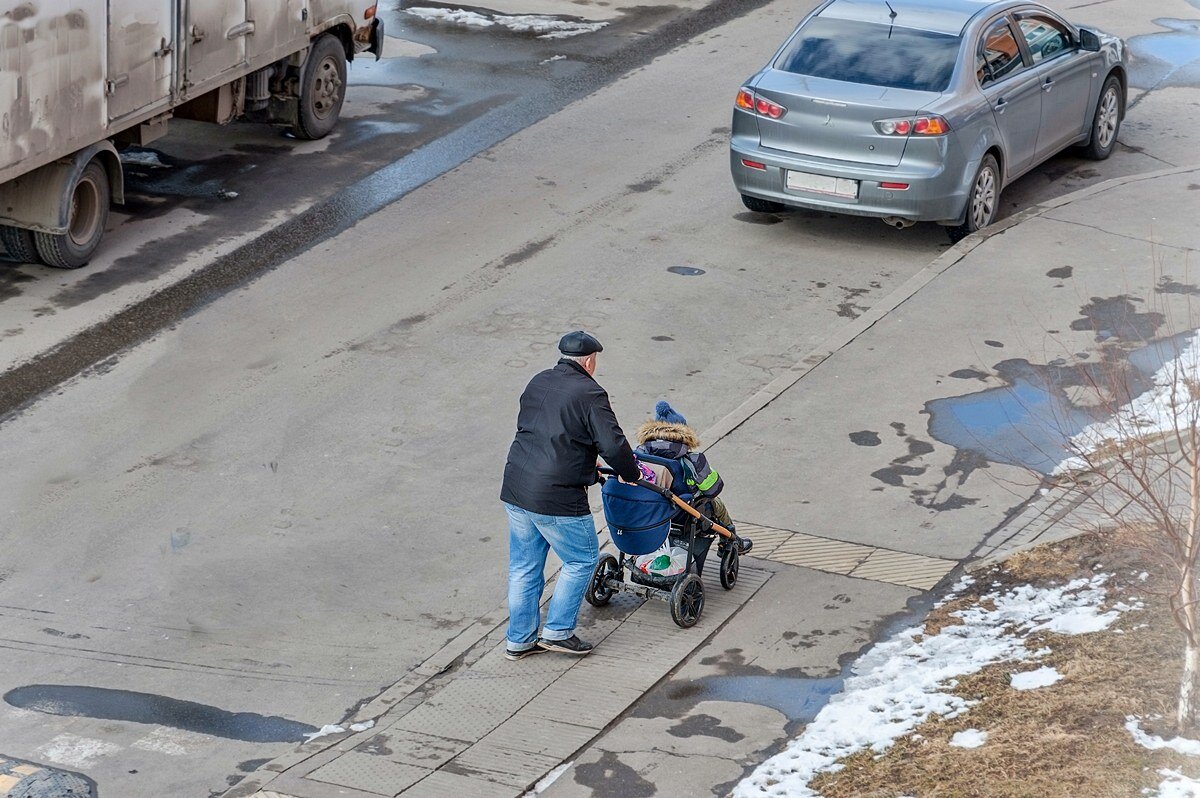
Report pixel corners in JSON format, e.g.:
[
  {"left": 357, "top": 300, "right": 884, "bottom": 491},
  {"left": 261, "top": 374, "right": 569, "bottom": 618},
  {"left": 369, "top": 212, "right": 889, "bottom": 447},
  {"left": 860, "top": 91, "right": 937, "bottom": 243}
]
[{"left": 730, "top": 0, "right": 1126, "bottom": 241}]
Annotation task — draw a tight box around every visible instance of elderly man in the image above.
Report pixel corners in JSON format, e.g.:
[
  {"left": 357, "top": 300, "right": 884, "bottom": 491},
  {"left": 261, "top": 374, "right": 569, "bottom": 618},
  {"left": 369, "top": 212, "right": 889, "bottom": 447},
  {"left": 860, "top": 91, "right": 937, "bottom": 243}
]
[{"left": 500, "top": 330, "right": 642, "bottom": 660}]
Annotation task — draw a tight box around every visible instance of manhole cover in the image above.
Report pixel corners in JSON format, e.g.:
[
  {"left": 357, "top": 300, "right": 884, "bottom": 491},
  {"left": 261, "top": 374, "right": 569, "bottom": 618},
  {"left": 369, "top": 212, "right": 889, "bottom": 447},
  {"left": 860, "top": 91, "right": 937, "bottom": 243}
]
[{"left": 0, "top": 756, "right": 95, "bottom": 798}]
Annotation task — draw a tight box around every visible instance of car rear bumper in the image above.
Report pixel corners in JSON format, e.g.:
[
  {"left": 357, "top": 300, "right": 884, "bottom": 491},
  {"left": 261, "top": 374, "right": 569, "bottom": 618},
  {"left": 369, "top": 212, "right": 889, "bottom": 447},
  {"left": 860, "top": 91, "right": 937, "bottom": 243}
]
[{"left": 730, "top": 139, "right": 968, "bottom": 224}]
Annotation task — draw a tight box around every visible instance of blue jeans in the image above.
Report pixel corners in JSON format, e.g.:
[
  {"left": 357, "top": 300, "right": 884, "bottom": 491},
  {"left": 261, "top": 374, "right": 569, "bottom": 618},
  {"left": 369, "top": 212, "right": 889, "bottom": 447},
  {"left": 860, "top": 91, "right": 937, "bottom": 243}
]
[{"left": 504, "top": 502, "right": 599, "bottom": 650}]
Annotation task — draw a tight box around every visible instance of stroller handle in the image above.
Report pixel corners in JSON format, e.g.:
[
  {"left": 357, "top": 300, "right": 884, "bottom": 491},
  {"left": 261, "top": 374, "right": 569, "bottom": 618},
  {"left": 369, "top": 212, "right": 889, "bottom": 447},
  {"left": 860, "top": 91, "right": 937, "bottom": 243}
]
[{"left": 596, "top": 467, "right": 669, "bottom": 496}]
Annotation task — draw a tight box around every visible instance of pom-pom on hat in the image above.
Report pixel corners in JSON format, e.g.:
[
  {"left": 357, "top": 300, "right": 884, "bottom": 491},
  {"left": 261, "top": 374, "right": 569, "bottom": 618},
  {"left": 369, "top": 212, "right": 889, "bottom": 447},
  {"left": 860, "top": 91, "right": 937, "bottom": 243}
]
[{"left": 654, "top": 401, "right": 687, "bottom": 425}]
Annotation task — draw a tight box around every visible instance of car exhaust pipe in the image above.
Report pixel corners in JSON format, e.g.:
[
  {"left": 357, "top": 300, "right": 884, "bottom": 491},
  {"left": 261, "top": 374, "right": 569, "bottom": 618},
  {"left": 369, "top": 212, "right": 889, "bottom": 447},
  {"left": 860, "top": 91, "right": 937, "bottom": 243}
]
[{"left": 882, "top": 216, "right": 915, "bottom": 229}]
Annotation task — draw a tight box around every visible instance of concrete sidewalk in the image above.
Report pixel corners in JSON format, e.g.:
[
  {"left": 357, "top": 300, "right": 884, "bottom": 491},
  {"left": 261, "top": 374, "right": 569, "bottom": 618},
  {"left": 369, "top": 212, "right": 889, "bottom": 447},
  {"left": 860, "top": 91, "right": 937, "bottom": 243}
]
[{"left": 228, "top": 165, "right": 1200, "bottom": 798}]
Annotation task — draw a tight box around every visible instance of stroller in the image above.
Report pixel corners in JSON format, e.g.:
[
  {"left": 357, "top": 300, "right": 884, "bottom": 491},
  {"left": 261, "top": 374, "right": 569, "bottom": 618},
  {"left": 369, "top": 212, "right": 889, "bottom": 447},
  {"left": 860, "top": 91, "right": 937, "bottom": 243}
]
[{"left": 586, "top": 452, "right": 749, "bottom": 628}]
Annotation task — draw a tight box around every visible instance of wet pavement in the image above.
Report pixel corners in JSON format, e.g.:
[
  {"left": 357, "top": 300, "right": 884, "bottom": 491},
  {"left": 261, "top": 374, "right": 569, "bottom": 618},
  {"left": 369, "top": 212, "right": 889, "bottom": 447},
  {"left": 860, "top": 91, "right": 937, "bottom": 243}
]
[
  {"left": 0, "top": 0, "right": 1196, "bottom": 796},
  {"left": 0, "top": 0, "right": 774, "bottom": 409}
]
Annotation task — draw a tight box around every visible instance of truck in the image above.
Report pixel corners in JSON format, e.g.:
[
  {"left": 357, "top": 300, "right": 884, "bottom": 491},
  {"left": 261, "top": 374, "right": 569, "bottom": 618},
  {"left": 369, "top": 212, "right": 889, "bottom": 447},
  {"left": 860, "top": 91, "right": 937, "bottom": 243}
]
[{"left": 0, "top": 1, "right": 383, "bottom": 268}]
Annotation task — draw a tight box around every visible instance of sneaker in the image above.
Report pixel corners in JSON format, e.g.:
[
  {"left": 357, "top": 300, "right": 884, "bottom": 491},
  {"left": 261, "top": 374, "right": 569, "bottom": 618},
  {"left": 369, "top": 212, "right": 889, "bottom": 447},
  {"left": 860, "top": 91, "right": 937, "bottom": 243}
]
[
  {"left": 720, "top": 537, "right": 754, "bottom": 556},
  {"left": 537, "top": 635, "right": 594, "bottom": 655},
  {"left": 505, "top": 645, "right": 546, "bottom": 661}
]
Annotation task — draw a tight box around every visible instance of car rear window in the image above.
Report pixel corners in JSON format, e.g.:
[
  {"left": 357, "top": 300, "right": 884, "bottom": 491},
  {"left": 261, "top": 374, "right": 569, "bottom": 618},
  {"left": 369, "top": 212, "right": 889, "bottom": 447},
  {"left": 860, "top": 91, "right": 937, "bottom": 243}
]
[{"left": 775, "top": 17, "right": 961, "bottom": 92}]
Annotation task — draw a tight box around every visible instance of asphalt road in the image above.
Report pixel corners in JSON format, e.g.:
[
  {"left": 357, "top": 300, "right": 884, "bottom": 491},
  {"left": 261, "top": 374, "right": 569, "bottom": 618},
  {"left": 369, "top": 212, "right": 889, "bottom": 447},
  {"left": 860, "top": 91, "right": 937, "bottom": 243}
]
[{"left": 0, "top": 0, "right": 1195, "bottom": 795}]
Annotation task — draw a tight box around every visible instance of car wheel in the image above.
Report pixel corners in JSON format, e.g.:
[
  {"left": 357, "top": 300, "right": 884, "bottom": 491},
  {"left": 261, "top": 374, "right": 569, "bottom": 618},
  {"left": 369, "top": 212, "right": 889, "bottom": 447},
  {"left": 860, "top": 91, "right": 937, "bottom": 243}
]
[
  {"left": 946, "top": 154, "right": 1000, "bottom": 244},
  {"left": 741, "top": 194, "right": 787, "bottom": 214},
  {"left": 1081, "top": 75, "right": 1122, "bottom": 161},
  {"left": 293, "top": 34, "right": 347, "bottom": 141}
]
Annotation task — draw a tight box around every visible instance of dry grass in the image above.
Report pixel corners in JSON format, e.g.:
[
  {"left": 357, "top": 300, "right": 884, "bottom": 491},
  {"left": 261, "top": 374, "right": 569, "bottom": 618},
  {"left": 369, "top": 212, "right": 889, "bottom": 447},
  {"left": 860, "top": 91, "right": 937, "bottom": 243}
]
[{"left": 811, "top": 532, "right": 1195, "bottom": 798}]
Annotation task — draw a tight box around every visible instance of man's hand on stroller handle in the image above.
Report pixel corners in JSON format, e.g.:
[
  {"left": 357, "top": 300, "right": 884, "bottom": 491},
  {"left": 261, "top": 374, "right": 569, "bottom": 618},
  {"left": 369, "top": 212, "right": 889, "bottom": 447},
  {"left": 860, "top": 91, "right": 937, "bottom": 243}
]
[{"left": 597, "top": 466, "right": 637, "bottom": 485}]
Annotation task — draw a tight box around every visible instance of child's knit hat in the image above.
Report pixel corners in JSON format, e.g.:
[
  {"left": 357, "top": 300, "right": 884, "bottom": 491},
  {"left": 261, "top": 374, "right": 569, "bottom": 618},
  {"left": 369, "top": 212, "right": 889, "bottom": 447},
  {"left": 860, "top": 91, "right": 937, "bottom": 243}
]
[{"left": 654, "top": 401, "right": 687, "bottom": 425}]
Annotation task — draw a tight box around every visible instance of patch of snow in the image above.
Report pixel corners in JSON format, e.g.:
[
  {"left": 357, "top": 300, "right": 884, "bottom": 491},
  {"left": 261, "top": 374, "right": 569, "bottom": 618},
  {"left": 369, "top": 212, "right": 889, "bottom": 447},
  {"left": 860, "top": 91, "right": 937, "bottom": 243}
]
[
  {"left": 1058, "top": 330, "right": 1200, "bottom": 473},
  {"left": 120, "top": 150, "right": 169, "bottom": 168},
  {"left": 1032, "top": 604, "right": 1120, "bottom": 635},
  {"left": 406, "top": 7, "right": 495, "bottom": 27},
  {"left": 1010, "top": 666, "right": 1062, "bottom": 690},
  {"left": 523, "top": 761, "right": 573, "bottom": 795},
  {"left": 405, "top": 7, "right": 606, "bottom": 38},
  {"left": 949, "top": 728, "right": 988, "bottom": 748},
  {"left": 1140, "top": 572, "right": 1151, "bottom": 582},
  {"left": 304, "top": 724, "right": 348, "bottom": 742},
  {"left": 1127, "top": 717, "right": 1200, "bottom": 756},
  {"left": 1150, "top": 769, "right": 1200, "bottom": 797},
  {"left": 735, "top": 575, "right": 1128, "bottom": 798},
  {"left": 540, "top": 54, "right": 567, "bottom": 64},
  {"left": 303, "top": 719, "right": 375, "bottom": 742}
]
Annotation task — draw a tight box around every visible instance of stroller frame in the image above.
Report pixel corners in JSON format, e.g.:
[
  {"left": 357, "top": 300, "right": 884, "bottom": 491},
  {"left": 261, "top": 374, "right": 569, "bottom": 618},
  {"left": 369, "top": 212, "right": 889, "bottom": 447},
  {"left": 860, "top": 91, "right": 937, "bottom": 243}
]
[{"left": 587, "top": 465, "right": 744, "bottom": 628}]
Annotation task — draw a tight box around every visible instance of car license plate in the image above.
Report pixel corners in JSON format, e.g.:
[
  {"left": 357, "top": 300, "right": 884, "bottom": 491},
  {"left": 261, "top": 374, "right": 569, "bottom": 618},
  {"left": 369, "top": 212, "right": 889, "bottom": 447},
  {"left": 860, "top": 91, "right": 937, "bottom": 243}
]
[{"left": 785, "top": 170, "right": 859, "bottom": 199}]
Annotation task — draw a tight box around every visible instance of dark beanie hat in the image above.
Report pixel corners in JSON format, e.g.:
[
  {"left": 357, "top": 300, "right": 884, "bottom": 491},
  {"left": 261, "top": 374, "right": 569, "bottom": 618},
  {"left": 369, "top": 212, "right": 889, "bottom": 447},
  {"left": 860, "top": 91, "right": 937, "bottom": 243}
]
[{"left": 559, "top": 330, "right": 603, "bottom": 356}]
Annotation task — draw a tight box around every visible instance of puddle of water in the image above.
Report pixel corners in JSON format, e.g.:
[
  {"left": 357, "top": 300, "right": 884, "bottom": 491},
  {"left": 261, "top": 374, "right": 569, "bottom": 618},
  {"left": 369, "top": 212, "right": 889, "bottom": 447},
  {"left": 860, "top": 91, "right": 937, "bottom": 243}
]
[
  {"left": 927, "top": 366, "right": 1091, "bottom": 473},
  {"left": 670, "top": 674, "right": 844, "bottom": 723},
  {"left": 667, "top": 266, "right": 705, "bottom": 276},
  {"left": 927, "top": 332, "right": 1197, "bottom": 474},
  {"left": 638, "top": 586, "right": 946, "bottom": 737},
  {"left": 1127, "top": 17, "right": 1200, "bottom": 90},
  {"left": 4, "top": 685, "right": 316, "bottom": 743}
]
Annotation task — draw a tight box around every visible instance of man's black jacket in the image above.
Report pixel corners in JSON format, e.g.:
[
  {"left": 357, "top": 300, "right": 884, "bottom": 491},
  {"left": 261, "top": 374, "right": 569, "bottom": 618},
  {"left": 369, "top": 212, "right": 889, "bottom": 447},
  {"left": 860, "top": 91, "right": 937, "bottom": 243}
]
[{"left": 501, "top": 359, "right": 641, "bottom": 516}]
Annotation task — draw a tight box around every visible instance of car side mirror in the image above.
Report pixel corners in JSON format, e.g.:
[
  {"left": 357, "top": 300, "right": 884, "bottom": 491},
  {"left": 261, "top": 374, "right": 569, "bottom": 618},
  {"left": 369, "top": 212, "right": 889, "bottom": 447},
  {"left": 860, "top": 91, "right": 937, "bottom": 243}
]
[{"left": 1079, "top": 28, "right": 1101, "bottom": 51}]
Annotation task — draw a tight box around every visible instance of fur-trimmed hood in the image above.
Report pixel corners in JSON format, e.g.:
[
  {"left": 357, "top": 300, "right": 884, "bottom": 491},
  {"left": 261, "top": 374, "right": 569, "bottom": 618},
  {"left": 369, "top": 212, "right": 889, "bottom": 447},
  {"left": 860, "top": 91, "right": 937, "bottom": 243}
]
[{"left": 634, "top": 420, "right": 700, "bottom": 449}]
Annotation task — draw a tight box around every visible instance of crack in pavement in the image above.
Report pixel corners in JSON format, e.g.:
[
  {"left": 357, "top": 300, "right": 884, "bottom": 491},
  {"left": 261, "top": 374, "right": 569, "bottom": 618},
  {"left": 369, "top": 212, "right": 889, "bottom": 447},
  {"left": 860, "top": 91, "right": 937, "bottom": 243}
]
[{"left": 1042, "top": 214, "right": 1199, "bottom": 252}]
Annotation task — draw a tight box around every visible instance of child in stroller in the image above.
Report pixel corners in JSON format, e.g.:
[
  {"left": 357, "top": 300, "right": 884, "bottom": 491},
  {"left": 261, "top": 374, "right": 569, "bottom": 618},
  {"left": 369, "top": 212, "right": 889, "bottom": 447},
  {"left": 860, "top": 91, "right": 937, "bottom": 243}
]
[
  {"left": 634, "top": 401, "right": 753, "bottom": 575},
  {"left": 587, "top": 401, "right": 754, "bottom": 628}
]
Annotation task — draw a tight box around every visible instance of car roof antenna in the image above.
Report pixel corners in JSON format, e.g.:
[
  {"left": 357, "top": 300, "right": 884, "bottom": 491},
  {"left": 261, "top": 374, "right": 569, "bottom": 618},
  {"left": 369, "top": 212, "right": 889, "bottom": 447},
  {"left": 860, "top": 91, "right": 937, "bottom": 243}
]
[{"left": 885, "top": 0, "right": 897, "bottom": 38}]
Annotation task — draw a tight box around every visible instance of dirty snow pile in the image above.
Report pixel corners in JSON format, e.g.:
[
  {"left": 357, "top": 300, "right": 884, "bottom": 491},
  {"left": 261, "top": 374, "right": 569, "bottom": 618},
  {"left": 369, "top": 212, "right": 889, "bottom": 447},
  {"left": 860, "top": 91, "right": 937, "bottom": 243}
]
[
  {"left": 1058, "top": 330, "right": 1200, "bottom": 473},
  {"left": 303, "top": 719, "right": 375, "bottom": 742},
  {"left": 1127, "top": 716, "right": 1200, "bottom": 757},
  {"left": 1150, "top": 769, "right": 1200, "bottom": 797},
  {"left": 948, "top": 728, "right": 988, "bottom": 749},
  {"left": 405, "top": 7, "right": 606, "bottom": 38},
  {"left": 1130, "top": 716, "right": 1200, "bottom": 797},
  {"left": 1010, "top": 665, "right": 1062, "bottom": 690},
  {"left": 734, "top": 574, "right": 1128, "bottom": 798}
]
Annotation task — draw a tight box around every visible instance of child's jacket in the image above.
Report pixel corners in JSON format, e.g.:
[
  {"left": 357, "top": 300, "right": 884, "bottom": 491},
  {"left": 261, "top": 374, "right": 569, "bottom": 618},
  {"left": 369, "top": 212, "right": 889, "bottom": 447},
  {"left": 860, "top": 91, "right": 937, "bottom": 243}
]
[{"left": 634, "top": 420, "right": 724, "bottom": 498}]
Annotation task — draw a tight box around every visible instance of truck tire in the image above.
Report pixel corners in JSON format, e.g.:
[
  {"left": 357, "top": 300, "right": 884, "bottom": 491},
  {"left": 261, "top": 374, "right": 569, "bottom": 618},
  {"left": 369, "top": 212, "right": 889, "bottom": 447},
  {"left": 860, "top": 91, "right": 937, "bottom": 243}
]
[
  {"left": 0, "top": 225, "right": 41, "bottom": 264},
  {"left": 34, "top": 160, "right": 109, "bottom": 269},
  {"left": 294, "top": 34, "right": 347, "bottom": 141}
]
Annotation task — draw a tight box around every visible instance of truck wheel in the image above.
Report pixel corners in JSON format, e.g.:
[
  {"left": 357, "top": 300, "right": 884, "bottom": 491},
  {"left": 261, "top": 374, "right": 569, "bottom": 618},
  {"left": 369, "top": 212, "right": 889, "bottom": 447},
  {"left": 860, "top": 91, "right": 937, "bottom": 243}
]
[
  {"left": 34, "top": 160, "right": 109, "bottom": 269},
  {"left": 0, "top": 225, "right": 41, "bottom": 264},
  {"left": 294, "top": 34, "right": 347, "bottom": 141}
]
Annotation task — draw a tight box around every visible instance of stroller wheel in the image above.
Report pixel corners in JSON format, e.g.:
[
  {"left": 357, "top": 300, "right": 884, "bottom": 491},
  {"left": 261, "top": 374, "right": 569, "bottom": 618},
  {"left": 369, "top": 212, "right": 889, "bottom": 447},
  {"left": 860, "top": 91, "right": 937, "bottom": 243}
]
[
  {"left": 670, "top": 573, "right": 704, "bottom": 628},
  {"left": 585, "top": 553, "right": 620, "bottom": 607},
  {"left": 719, "top": 544, "right": 739, "bottom": 590}
]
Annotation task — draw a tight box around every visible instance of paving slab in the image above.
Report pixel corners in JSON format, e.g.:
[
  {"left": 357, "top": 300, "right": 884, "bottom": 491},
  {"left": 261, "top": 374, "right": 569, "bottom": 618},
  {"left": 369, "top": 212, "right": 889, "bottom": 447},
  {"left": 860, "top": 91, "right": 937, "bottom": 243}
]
[{"left": 250, "top": 567, "right": 769, "bottom": 797}]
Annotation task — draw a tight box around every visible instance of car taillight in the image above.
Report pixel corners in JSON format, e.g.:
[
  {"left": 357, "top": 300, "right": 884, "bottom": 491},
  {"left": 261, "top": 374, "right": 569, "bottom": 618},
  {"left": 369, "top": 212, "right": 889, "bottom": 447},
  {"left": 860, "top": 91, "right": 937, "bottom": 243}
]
[
  {"left": 874, "top": 115, "right": 950, "bottom": 136},
  {"left": 741, "top": 159, "right": 767, "bottom": 171},
  {"left": 735, "top": 88, "right": 786, "bottom": 120},
  {"left": 755, "top": 97, "right": 785, "bottom": 119}
]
